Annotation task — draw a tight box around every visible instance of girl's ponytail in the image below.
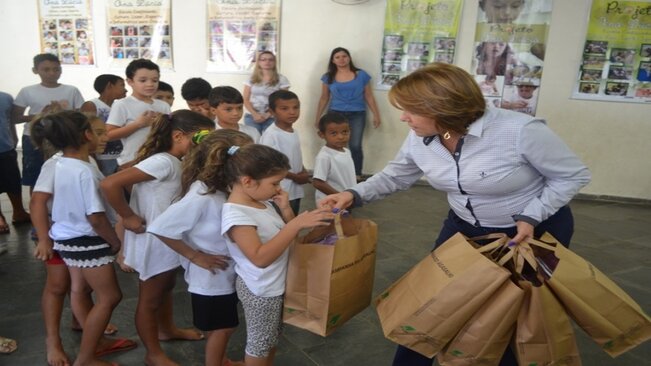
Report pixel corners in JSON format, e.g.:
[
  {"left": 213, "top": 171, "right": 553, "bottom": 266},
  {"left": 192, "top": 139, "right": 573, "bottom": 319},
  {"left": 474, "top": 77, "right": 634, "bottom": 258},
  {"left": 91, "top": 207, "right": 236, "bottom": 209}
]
[
  {"left": 134, "top": 109, "right": 215, "bottom": 165},
  {"left": 31, "top": 111, "right": 90, "bottom": 150}
]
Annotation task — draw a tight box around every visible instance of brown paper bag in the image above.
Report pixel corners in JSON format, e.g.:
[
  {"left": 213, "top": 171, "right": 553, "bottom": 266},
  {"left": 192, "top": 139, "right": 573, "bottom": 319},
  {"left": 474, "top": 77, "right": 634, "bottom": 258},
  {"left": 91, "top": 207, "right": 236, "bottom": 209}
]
[
  {"left": 374, "top": 233, "right": 511, "bottom": 358},
  {"left": 437, "top": 280, "right": 524, "bottom": 366},
  {"left": 529, "top": 233, "right": 651, "bottom": 357},
  {"left": 514, "top": 281, "right": 582, "bottom": 366},
  {"left": 283, "top": 215, "right": 377, "bottom": 336}
]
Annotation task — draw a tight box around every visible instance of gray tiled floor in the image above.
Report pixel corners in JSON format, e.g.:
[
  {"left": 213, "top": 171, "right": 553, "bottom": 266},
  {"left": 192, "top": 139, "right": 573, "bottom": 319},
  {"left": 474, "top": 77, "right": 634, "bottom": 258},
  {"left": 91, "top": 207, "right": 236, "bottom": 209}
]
[{"left": 1, "top": 184, "right": 650, "bottom": 365}]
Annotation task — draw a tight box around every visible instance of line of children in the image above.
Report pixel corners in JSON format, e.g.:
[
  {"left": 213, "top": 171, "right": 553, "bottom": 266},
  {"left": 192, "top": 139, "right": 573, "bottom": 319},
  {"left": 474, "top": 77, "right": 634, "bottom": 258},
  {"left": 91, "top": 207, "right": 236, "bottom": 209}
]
[
  {"left": 149, "top": 129, "right": 255, "bottom": 366},
  {"left": 31, "top": 111, "right": 126, "bottom": 366},
  {"left": 101, "top": 110, "right": 214, "bottom": 366},
  {"left": 14, "top": 52, "right": 362, "bottom": 365}
]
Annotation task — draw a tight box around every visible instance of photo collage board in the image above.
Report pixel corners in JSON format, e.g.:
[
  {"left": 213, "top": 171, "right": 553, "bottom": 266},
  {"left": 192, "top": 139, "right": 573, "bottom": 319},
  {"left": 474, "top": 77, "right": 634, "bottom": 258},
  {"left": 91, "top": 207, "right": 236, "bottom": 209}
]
[
  {"left": 206, "top": 0, "right": 281, "bottom": 73},
  {"left": 107, "top": 0, "right": 173, "bottom": 70},
  {"left": 378, "top": 0, "right": 463, "bottom": 90},
  {"left": 573, "top": 0, "right": 651, "bottom": 103},
  {"left": 38, "top": 0, "right": 95, "bottom": 65},
  {"left": 472, "top": 0, "right": 552, "bottom": 116}
]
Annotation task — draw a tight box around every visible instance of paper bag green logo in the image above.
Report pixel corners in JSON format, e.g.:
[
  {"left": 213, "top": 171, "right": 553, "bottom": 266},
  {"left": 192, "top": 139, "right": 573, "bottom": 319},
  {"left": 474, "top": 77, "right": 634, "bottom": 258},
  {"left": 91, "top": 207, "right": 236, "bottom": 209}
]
[
  {"left": 603, "top": 340, "right": 613, "bottom": 349},
  {"left": 381, "top": 292, "right": 389, "bottom": 299},
  {"left": 401, "top": 325, "right": 416, "bottom": 332},
  {"left": 328, "top": 314, "right": 341, "bottom": 326},
  {"left": 528, "top": 363, "right": 538, "bottom": 366},
  {"left": 450, "top": 349, "right": 463, "bottom": 357},
  {"left": 286, "top": 307, "right": 296, "bottom": 313}
]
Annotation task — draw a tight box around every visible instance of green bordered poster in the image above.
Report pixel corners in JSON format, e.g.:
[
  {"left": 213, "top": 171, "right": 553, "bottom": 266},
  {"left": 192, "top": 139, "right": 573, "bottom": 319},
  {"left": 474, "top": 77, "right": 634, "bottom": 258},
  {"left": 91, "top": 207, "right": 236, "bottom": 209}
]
[
  {"left": 378, "top": 0, "right": 463, "bottom": 90},
  {"left": 107, "top": 0, "right": 173, "bottom": 70},
  {"left": 38, "top": 0, "right": 95, "bottom": 66},
  {"left": 206, "top": 0, "right": 281, "bottom": 73},
  {"left": 572, "top": 0, "right": 651, "bottom": 103},
  {"left": 472, "top": 0, "right": 552, "bottom": 116}
]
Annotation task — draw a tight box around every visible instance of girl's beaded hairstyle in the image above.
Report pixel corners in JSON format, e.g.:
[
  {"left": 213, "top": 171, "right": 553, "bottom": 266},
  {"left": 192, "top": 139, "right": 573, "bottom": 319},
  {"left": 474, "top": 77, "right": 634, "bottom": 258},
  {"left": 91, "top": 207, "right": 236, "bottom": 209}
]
[
  {"left": 195, "top": 141, "right": 290, "bottom": 195},
  {"left": 250, "top": 51, "right": 280, "bottom": 86},
  {"left": 388, "top": 63, "right": 486, "bottom": 135},
  {"left": 134, "top": 109, "right": 215, "bottom": 165},
  {"left": 181, "top": 129, "right": 254, "bottom": 195},
  {"left": 31, "top": 110, "right": 91, "bottom": 150}
]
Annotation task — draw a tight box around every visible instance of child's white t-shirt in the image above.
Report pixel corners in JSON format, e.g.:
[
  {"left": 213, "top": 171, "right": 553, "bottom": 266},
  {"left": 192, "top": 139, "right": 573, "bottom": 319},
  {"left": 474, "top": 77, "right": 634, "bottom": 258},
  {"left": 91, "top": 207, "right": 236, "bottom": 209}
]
[
  {"left": 214, "top": 123, "right": 261, "bottom": 143},
  {"left": 221, "top": 201, "right": 288, "bottom": 297},
  {"left": 14, "top": 84, "right": 85, "bottom": 136},
  {"left": 106, "top": 95, "right": 171, "bottom": 165},
  {"left": 148, "top": 181, "right": 236, "bottom": 296},
  {"left": 123, "top": 152, "right": 182, "bottom": 280},
  {"left": 49, "top": 157, "right": 111, "bottom": 240},
  {"left": 33, "top": 152, "right": 63, "bottom": 212},
  {"left": 259, "top": 123, "right": 304, "bottom": 200},
  {"left": 313, "top": 146, "right": 356, "bottom": 202}
]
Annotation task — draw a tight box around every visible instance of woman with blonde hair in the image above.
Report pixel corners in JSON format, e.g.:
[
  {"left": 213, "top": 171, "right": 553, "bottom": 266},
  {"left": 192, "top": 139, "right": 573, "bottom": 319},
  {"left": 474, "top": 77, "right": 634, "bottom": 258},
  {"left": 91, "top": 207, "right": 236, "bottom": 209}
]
[
  {"left": 243, "top": 51, "right": 290, "bottom": 134},
  {"left": 320, "top": 62, "right": 591, "bottom": 366}
]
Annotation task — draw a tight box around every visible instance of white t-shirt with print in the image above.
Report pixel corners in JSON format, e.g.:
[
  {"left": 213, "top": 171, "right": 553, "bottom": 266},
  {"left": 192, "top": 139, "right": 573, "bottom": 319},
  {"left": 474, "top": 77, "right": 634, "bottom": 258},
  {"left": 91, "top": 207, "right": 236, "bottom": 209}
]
[
  {"left": 123, "top": 152, "right": 182, "bottom": 280},
  {"left": 221, "top": 201, "right": 288, "bottom": 297},
  {"left": 148, "top": 181, "right": 236, "bottom": 296},
  {"left": 244, "top": 75, "right": 290, "bottom": 114},
  {"left": 106, "top": 95, "right": 171, "bottom": 165}
]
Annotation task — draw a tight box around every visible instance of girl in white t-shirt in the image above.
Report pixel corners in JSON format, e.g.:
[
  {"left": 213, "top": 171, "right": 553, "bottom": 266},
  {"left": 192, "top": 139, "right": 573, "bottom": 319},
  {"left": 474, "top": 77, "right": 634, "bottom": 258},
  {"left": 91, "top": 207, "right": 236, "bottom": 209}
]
[
  {"left": 100, "top": 110, "right": 215, "bottom": 365},
  {"left": 31, "top": 111, "right": 123, "bottom": 366},
  {"left": 218, "top": 144, "right": 334, "bottom": 365},
  {"left": 149, "top": 129, "right": 254, "bottom": 366}
]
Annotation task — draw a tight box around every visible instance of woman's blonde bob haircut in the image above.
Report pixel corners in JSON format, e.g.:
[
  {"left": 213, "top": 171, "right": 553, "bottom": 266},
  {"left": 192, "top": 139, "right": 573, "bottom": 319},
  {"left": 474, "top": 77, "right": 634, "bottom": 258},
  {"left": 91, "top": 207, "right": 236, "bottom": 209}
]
[{"left": 388, "top": 63, "right": 486, "bottom": 135}]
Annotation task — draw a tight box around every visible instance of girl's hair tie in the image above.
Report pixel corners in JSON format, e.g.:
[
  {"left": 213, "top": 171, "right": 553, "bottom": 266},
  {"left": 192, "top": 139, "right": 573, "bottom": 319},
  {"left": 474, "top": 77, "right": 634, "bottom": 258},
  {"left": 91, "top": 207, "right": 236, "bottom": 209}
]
[
  {"left": 192, "top": 129, "right": 211, "bottom": 145},
  {"left": 227, "top": 146, "right": 240, "bottom": 156}
]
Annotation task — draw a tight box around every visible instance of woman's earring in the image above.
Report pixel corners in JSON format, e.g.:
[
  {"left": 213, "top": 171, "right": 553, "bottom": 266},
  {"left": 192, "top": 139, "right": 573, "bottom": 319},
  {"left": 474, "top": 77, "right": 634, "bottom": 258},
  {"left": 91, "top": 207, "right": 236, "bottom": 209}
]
[{"left": 443, "top": 131, "right": 451, "bottom": 140}]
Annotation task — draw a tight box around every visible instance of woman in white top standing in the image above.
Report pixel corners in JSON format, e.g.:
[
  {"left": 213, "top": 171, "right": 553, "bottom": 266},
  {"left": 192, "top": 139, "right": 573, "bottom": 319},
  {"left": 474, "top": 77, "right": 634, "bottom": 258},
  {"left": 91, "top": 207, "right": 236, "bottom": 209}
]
[{"left": 243, "top": 51, "right": 290, "bottom": 134}]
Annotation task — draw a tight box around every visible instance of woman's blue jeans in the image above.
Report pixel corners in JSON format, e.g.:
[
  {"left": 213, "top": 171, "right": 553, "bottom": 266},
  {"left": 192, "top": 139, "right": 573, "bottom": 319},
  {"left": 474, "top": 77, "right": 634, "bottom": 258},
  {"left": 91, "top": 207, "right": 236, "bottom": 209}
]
[{"left": 244, "top": 113, "right": 274, "bottom": 135}]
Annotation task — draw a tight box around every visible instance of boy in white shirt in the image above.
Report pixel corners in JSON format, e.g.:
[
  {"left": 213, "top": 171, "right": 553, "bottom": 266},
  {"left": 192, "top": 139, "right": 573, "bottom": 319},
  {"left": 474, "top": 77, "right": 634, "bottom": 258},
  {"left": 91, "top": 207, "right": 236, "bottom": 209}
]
[
  {"left": 12, "top": 53, "right": 85, "bottom": 190},
  {"left": 208, "top": 86, "right": 260, "bottom": 142},
  {"left": 312, "top": 112, "right": 356, "bottom": 203},
  {"left": 259, "top": 90, "right": 311, "bottom": 215},
  {"left": 106, "top": 58, "right": 171, "bottom": 169}
]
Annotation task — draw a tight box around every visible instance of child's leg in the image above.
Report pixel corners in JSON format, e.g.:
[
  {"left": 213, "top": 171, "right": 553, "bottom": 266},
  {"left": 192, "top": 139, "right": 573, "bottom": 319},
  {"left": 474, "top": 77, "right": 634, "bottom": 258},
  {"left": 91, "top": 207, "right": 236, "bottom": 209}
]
[
  {"left": 157, "top": 271, "right": 202, "bottom": 341},
  {"left": 42, "top": 261, "right": 71, "bottom": 366},
  {"left": 136, "top": 269, "right": 180, "bottom": 366},
  {"left": 235, "top": 277, "right": 283, "bottom": 366},
  {"left": 70, "top": 265, "right": 122, "bottom": 366},
  {"left": 190, "top": 292, "right": 240, "bottom": 366}
]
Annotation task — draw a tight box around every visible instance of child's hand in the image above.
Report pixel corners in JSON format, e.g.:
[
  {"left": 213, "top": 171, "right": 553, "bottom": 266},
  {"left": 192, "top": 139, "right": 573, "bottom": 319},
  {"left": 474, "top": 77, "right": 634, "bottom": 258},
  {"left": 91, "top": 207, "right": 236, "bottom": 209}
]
[
  {"left": 292, "top": 170, "right": 312, "bottom": 185},
  {"left": 123, "top": 214, "right": 146, "bottom": 233},
  {"left": 189, "top": 251, "right": 231, "bottom": 274},
  {"left": 136, "top": 111, "right": 160, "bottom": 128},
  {"left": 33, "top": 238, "right": 54, "bottom": 261},
  {"left": 272, "top": 189, "right": 290, "bottom": 208},
  {"left": 290, "top": 207, "right": 335, "bottom": 230}
]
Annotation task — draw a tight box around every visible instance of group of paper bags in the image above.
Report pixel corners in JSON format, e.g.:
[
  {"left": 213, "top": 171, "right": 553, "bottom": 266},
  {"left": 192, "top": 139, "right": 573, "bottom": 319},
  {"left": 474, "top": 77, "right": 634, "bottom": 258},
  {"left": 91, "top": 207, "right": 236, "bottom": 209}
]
[{"left": 374, "top": 232, "right": 651, "bottom": 365}]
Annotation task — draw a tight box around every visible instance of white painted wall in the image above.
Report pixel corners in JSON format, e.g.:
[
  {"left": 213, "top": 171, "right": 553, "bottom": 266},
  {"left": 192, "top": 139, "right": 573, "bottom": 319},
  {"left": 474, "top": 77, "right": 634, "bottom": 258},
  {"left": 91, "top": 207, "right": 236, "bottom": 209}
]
[{"left": 1, "top": 0, "right": 649, "bottom": 199}]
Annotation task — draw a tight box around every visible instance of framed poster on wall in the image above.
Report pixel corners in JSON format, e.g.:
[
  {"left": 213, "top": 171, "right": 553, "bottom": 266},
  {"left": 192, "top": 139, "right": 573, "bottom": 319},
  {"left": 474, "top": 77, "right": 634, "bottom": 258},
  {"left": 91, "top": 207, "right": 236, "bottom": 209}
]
[
  {"left": 38, "top": 0, "right": 95, "bottom": 65},
  {"left": 378, "top": 0, "right": 463, "bottom": 90},
  {"left": 206, "top": 0, "right": 281, "bottom": 73},
  {"left": 572, "top": 0, "right": 651, "bottom": 103},
  {"left": 107, "top": 0, "right": 173, "bottom": 70}
]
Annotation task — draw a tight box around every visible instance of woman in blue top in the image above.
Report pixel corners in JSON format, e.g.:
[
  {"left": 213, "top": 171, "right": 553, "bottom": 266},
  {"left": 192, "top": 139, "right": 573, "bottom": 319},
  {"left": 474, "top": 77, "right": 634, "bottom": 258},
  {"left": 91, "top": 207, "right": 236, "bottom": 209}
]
[{"left": 315, "top": 47, "right": 381, "bottom": 179}]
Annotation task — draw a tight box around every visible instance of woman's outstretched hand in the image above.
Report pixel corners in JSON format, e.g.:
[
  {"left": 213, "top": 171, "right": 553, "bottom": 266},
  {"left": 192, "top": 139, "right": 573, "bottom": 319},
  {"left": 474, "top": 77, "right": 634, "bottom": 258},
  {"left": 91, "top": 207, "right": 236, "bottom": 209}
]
[{"left": 318, "top": 191, "right": 354, "bottom": 212}]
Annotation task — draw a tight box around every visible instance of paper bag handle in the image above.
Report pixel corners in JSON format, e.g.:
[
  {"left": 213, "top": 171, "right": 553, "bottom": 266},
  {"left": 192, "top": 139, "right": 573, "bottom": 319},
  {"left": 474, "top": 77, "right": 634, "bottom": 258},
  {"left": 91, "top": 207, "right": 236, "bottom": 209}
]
[{"left": 334, "top": 213, "right": 345, "bottom": 238}]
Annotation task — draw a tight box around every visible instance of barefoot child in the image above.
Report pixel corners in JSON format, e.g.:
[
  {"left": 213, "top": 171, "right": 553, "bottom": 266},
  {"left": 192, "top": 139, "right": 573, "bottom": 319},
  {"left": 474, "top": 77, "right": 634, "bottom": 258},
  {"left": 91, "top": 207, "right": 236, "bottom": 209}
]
[
  {"left": 219, "top": 144, "right": 334, "bottom": 366},
  {"left": 31, "top": 111, "right": 123, "bottom": 366},
  {"left": 31, "top": 115, "right": 135, "bottom": 366},
  {"left": 101, "top": 110, "right": 214, "bottom": 365},
  {"left": 149, "top": 129, "right": 253, "bottom": 366}
]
